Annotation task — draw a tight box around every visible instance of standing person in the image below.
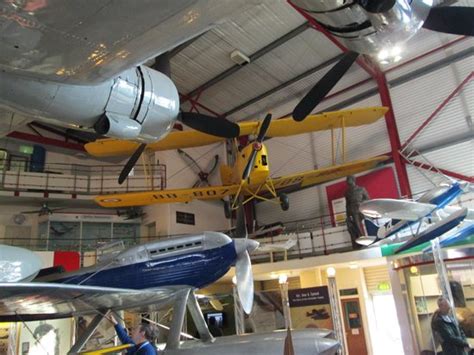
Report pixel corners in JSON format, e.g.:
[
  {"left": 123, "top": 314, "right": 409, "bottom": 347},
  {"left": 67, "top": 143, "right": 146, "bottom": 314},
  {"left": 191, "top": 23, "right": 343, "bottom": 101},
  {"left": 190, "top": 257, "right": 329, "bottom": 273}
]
[
  {"left": 106, "top": 312, "right": 158, "bottom": 355},
  {"left": 344, "top": 175, "right": 369, "bottom": 249},
  {"left": 431, "top": 297, "right": 471, "bottom": 355}
]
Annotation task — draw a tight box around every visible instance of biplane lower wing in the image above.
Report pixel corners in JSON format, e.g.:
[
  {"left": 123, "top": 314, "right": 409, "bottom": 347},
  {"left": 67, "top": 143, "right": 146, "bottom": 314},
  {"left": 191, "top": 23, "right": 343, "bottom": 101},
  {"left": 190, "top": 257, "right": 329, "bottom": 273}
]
[
  {"left": 95, "top": 156, "right": 387, "bottom": 208},
  {"left": 272, "top": 156, "right": 388, "bottom": 190},
  {"left": 96, "top": 184, "right": 241, "bottom": 207}
]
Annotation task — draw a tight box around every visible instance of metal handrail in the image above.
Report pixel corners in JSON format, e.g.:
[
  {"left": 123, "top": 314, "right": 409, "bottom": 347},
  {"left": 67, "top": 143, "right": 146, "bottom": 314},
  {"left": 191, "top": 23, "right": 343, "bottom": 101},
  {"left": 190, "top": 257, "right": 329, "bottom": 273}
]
[{"left": 0, "top": 159, "right": 167, "bottom": 195}]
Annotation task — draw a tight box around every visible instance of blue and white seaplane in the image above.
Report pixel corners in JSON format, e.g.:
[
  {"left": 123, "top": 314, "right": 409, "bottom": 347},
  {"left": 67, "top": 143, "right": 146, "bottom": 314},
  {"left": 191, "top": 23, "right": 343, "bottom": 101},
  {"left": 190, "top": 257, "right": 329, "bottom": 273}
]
[
  {"left": 357, "top": 180, "right": 473, "bottom": 253},
  {"left": 0, "top": 210, "right": 339, "bottom": 354}
]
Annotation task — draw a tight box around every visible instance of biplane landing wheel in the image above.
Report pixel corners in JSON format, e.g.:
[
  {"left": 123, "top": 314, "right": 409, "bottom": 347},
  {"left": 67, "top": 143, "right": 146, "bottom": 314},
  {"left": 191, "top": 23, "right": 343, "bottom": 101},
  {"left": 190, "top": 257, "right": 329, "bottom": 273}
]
[
  {"left": 279, "top": 193, "right": 289, "bottom": 211},
  {"left": 223, "top": 200, "right": 232, "bottom": 219}
]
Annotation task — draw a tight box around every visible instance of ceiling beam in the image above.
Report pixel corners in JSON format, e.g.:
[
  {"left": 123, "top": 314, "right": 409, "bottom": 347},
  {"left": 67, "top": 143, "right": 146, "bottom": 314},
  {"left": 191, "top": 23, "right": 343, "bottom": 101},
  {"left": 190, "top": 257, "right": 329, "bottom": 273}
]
[
  {"left": 224, "top": 53, "right": 344, "bottom": 117},
  {"left": 184, "top": 22, "right": 311, "bottom": 100}
]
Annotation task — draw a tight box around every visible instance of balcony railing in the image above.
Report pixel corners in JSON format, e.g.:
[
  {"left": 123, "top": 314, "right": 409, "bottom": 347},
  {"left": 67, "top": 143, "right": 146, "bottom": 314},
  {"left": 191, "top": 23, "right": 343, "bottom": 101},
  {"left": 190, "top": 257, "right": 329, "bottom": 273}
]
[{"left": 0, "top": 159, "right": 166, "bottom": 195}]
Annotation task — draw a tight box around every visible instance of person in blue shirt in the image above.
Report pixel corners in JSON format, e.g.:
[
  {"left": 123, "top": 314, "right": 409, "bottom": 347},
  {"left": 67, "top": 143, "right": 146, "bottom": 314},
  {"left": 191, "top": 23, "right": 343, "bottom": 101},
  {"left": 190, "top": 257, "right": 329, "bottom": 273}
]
[{"left": 106, "top": 312, "right": 158, "bottom": 355}]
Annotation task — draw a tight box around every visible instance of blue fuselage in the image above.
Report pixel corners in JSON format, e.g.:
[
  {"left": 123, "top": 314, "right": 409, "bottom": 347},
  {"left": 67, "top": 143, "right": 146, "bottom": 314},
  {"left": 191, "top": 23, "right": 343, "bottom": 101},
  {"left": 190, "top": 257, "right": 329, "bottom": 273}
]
[{"left": 50, "top": 241, "right": 237, "bottom": 290}]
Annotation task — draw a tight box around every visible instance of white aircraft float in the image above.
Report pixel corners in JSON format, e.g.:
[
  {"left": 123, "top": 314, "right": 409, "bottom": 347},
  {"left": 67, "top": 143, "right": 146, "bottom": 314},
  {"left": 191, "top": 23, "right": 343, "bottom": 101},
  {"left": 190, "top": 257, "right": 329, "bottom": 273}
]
[
  {"left": 0, "top": 209, "right": 339, "bottom": 354},
  {"left": 358, "top": 180, "right": 473, "bottom": 253}
]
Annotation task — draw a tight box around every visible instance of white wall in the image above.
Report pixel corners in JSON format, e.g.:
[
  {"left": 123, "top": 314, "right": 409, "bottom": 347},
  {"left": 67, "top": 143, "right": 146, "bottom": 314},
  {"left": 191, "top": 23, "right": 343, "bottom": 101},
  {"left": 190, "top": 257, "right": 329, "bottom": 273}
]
[
  {"left": 139, "top": 141, "right": 231, "bottom": 236},
  {"left": 0, "top": 204, "right": 38, "bottom": 244}
]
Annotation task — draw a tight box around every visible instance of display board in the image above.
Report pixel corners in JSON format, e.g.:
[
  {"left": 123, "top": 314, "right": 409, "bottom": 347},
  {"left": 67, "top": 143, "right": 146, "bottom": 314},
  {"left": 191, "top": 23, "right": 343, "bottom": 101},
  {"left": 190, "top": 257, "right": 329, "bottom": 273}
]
[{"left": 289, "top": 286, "right": 333, "bottom": 330}]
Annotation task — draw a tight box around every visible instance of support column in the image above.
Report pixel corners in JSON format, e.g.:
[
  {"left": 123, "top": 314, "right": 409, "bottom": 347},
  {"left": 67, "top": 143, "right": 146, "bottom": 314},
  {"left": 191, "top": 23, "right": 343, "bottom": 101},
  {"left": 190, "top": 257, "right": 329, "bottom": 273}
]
[
  {"left": 327, "top": 270, "right": 346, "bottom": 355},
  {"left": 166, "top": 289, "right": 191, "bottom": 350},
  {"left": 68, "top": 313, "right": 105, "bottom": 354},
  {"left": 280, "top": 280, "right": 292, "bottom": 329},
  {"left": 431, "top": 238, "right": 455, "bottom": 311},
  {"left": 233, "top": 284, "right": 245, "bottom": 335},
  {"left": 187, "top": 291, "right": 214, "bottom": 343},
  {"left": 373, "top": 68, "right": 412, "bottom": 198}
]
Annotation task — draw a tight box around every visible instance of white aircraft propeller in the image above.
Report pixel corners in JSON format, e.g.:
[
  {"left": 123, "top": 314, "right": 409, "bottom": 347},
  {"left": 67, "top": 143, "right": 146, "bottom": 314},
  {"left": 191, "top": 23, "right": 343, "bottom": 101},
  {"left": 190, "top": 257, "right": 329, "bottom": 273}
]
[
  {"left": 233, "top": 205, "right": 259, "bottom": 314},
  {"left": 235, "top": 248, "right": 254, "bottom": 314}
]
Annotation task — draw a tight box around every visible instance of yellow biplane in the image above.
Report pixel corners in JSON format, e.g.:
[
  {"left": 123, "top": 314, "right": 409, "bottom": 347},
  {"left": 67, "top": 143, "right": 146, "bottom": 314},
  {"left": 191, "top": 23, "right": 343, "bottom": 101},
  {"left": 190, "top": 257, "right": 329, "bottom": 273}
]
[{"left": 87, "top": 107, "right": 389, "bottom": 211}]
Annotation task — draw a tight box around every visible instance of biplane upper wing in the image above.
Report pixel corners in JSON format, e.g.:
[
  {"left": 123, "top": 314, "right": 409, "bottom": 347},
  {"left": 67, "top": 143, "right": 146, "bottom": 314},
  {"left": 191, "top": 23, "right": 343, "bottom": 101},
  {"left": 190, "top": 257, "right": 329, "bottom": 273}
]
[
  {"left": 271, "top": 156, "right": 389, "bottom": 192},
  {"left": 85, "top": 107, "right": 388, "bottom": 157},
  {"left": 95, "top": 184, "right": 241, "bottom": 208}
]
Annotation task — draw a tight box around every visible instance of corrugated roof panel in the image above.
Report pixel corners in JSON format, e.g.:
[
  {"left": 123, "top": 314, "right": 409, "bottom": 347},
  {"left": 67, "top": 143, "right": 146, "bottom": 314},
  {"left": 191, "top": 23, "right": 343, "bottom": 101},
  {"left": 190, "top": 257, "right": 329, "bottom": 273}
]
[
  {"left": 266, "top": 133, "right": 316, "bottom": 179},
  {"left": 385, "top": 35, "right": 473, "bottom": 82},
  {"left": 313, "top": 95, "right": 389, "bottom": 169},
  {"left": 382, "top": 29, "right": 466, "bottom": 74},
  {"left": 412, "top": 140, "right": 474, "bottom": 178},
  {"left": 390, "top": 55, "right": 472, "bottom": 144},
  {"left": 193, "top": 31, "right": 344, "bottom": 116},
  {"left": 172, "top": 1, "right": 305, "bottom": 94},
  {"left": 221, "top": 63, "right": 372, "bottom": 121}
]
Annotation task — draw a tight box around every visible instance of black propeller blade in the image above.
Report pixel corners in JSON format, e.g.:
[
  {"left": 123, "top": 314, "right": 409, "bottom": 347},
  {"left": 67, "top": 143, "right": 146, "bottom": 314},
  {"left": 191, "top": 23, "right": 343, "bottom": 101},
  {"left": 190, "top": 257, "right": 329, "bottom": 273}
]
[
  {"left": 292, "top": 51, "right": 359, "bottom": 122},
  {"left": 242, "top": 113, "right": 272, "bottom": 180},
  {"left": 118, "top": 143, "right": 146, "bottom": 185},
  {"left": 155, "top": 52, "right": 240, "bottom": 139},
  {"left": 423, "top": 6, "right": 474, "bottom": 36},
  {"left": 179, "top": 112, "right": 240, "bottom": 138}
]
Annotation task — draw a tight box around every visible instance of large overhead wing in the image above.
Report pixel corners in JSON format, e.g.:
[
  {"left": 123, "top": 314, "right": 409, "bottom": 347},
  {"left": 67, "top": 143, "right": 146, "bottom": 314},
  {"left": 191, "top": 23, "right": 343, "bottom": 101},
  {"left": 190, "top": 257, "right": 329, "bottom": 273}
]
[
  {"left": 0, "top": 282, "right": 179, "bottom": 322},
  {"left": 85, "top": 107, "right": 387, "bottom": 157},
  {"left": 95, "top": 184, "right": 241, "bottom": 208},
  {"left": 271, "top": 156, "right": 389, "bottom": 191},
  {"left": 0, "top": 1, "right": 247, "bottom": 84}
]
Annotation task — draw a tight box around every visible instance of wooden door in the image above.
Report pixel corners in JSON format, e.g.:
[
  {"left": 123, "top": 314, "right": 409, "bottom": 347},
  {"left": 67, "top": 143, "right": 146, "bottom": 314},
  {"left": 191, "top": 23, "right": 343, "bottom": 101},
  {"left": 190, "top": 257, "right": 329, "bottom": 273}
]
[{"left": 341, "top": 298, "right": 368, "bottom": 355}]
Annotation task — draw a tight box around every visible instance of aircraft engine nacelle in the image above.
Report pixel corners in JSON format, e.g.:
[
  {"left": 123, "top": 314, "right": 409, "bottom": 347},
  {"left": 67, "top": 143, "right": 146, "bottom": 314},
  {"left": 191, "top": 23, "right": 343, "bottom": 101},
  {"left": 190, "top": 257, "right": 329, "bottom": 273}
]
[
  {"left": 0, "top": 66, "right": 179, "bottom": 143},
  {"left": 93, "top": 66, "right": 179, "bottom": 143},
  {"left": 290, "top": 0, "right": 432, "bottom": 61}
]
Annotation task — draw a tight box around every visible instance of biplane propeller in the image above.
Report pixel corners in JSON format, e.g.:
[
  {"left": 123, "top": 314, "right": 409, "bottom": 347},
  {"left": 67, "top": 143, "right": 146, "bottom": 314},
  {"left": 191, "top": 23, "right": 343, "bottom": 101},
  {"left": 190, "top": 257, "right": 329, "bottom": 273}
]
[{"left": 118, "top": 53, "right": 240, "bottom": 185}]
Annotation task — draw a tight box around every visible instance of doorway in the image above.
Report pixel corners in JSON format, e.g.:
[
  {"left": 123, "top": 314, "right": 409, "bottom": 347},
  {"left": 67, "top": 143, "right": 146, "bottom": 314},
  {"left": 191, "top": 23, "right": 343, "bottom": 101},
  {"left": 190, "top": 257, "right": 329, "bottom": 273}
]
[{"left": 341, "top": 298, "right": 368, "bottom": 355}]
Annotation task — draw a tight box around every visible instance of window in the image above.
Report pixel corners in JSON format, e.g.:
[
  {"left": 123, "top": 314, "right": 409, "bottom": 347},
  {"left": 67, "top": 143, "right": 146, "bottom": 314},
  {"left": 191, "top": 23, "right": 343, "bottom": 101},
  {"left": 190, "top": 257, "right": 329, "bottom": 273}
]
[{"left": 176, "top": 211, "right": 195, "bottom": 225}]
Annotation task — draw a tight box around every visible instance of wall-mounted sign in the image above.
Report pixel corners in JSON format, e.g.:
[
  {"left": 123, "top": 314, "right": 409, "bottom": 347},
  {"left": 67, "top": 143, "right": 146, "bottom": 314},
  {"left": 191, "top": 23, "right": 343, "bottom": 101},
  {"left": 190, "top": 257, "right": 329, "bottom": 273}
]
[
  {"left": 289, "top": 286, "right": 332, "bottom": 330},
  {"left": 377, "top": 281, "right": 391, "bottom": 291},
  {"left": 19, "top": 144, "right": 34, "bottom": 155},
  {"left": 340, "top": 288, "right": 358, "bottom": 296},
  {"left": 289, "top": 286, "right": 329, "bottom": 307}
]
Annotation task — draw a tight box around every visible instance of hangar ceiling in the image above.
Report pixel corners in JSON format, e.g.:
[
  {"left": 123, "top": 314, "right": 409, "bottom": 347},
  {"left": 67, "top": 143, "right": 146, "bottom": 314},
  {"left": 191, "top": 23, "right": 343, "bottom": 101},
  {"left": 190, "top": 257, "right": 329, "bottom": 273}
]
[{"left": 170, "top": 0, "right": 473, "bottom": 123}]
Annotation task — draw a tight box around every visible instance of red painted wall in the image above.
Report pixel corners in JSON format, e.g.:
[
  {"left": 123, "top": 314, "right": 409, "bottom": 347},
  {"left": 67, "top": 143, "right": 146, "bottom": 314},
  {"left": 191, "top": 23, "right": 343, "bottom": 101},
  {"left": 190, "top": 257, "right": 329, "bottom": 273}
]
[
  {"left": 53, "top": 251, "right": 81, "bottom": 272},
  {"left": 326, "top": 167, "right": 399, "bottom": 225}
]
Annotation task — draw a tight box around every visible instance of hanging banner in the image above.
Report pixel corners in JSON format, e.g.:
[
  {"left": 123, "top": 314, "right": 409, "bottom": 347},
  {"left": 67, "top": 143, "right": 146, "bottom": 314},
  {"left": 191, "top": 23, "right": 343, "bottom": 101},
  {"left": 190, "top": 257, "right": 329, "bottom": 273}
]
[{"left": 288, "top": 286, "right": 333, "bottom": 330}]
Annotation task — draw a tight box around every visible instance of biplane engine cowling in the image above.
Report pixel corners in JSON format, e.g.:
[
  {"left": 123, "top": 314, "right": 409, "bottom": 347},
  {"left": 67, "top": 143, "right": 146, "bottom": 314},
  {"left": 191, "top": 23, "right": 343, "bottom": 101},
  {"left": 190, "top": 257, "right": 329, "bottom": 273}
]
[
  {"left": 0, "top": 65, "right": 179, "bottom": 143},
  {"left": 94, "top": 65, "right": 179, "bottom": 143}
]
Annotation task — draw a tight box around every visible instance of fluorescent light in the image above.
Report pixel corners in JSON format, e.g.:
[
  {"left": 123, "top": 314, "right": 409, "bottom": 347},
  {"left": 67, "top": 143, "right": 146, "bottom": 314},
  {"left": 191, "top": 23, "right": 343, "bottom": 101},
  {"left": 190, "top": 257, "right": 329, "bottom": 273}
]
[
  {"left": 279, "top": 274, "right": 288, "bottom": 284},
  {"left": 326, "top": 267, "right": 336, "bottom": 277}
]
